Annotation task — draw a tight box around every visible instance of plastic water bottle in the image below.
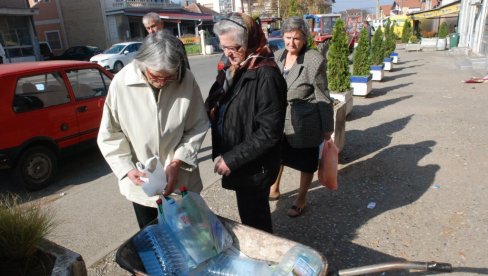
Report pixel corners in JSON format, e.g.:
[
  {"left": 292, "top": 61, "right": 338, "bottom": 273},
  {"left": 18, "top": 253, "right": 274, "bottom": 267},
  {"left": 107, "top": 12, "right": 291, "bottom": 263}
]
[
  {"left": 200, "top": 250, "right": 272, "bottom": 275},
  {"left": 163, "top": 197, "right": 216, "bottom": 265},
  {"left": 271, "top": 245, "right": 325, "bottom": 276},
  {"left": 132, "top": 224, "right": 190, "bottom": 275}
]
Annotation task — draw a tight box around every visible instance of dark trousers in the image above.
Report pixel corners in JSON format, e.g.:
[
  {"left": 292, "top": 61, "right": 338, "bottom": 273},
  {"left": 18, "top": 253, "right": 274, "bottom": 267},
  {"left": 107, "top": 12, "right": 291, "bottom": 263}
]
[
  {"left": 132, "top": 202, "right": 158, "bottom": 229},
  {"left": 235, "top": 186, "right": 273, "bottom": 233}
]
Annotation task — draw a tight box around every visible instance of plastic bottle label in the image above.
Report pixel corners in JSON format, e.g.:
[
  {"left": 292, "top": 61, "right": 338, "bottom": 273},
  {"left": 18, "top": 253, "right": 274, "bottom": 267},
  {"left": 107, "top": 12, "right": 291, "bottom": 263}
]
[
  {"left": 292, "top": 256, "right": 317, "bottom": 276},
  {"left": 178, "top": 213, "right": 191, "bottom": 228}
]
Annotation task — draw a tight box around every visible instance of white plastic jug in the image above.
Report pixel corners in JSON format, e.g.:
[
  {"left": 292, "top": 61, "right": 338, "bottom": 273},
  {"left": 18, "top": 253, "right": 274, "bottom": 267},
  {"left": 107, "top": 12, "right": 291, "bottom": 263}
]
[{"left": 136, "top": 156, "right": 166, "bottom": 196}]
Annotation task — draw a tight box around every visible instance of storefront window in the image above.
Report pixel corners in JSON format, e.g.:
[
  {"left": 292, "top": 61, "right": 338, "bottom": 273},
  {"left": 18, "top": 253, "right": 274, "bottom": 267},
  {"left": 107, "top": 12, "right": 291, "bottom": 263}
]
[{"left": 0, "top": 16, "right": 34, "bottom": 59}]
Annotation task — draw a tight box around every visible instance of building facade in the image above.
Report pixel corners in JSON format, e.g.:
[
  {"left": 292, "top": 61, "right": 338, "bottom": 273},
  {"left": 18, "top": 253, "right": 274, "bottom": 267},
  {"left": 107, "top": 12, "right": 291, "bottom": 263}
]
[
  {"left": 458, "top": 0, "right": 488, "bottom": 57},
  {"left": 28, "top": 0, "right": 68, "bottom": 56},
  {"left": 0, "top": 0, "right": 40, "bottom": 63}
]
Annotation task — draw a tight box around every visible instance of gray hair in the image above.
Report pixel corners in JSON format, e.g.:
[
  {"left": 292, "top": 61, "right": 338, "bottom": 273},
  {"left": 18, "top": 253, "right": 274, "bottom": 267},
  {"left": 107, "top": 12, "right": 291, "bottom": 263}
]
[
  {"left": 134, "top": 31, "right": 181, "bottom": 75},
  {"left": 142, "top": 12, "right": 160, "bottom": 25},
  {"left": 281, "top": 17, "right": 310, "bottom": 41},
  {"left": 213, "top": 14, "right": 248, "bottom": 49}
]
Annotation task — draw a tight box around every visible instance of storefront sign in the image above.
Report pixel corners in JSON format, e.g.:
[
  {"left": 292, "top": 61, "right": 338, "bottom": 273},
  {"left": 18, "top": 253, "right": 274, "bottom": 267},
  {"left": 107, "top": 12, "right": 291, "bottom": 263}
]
[{"left": 410, "top": 2, "right": 460, "bottom": 19}]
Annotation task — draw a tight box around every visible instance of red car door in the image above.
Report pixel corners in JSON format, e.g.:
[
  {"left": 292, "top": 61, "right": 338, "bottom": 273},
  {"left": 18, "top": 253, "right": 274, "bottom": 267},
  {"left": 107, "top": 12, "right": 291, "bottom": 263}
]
[
  {"left": 5, "top": 71, "right": 80, "bottom": 150},
  {"left": 65, "top": 67, "right": 112, "bottom": 142}
]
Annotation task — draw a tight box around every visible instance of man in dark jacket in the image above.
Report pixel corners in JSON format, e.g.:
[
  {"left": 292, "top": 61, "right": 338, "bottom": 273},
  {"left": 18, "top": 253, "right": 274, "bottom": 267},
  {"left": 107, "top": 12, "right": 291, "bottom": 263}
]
[{"left": 142, "top": 12, "right": 190, "bottom": 70}]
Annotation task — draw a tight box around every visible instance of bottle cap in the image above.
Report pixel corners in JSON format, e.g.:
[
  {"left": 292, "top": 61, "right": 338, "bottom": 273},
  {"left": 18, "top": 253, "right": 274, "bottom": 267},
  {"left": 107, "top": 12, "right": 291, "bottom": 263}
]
[{"left": 179, "top": 186, "right": 188, "bottom": 192}]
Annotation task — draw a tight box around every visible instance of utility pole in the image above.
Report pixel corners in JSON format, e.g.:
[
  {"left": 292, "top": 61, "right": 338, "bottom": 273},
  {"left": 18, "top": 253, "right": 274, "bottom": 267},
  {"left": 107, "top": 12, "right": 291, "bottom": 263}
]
[{"left": 376, "top": 0, "right": 380, "bottom": 19}]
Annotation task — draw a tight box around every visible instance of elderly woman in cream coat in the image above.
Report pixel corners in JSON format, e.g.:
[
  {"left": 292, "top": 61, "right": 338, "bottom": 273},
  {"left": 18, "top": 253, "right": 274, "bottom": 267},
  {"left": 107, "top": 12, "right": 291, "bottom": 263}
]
[{"left": 98, "top": 31, "right": 209, "bottom": 229}]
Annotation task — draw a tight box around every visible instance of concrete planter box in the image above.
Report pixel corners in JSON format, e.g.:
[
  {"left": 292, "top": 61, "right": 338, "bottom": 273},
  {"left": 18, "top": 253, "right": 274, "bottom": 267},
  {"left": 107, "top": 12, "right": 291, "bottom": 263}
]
[
  {"left": 383, "top": 57, "right": 393, "bottom": 71},
  {"left": 332, "top": 101, "right": 346, "bottom": 152},
  {"left": 38, "top": 239, "right": 87, "bottom": 276},
  {"left": 436, "top": 38, "right": 447, "bottom": 51},
  {"left": 395, "top": 43, "right": 406, "bottom": 50},
  {"left": 405, "top": 43, "right": 421, "bottom": 51},
  {"left": 370, "top": 65, "right": 384, "bottom": 81},
  {"left": 390, "top": 52, "right": 399, "bottom": 63},
  {"left": 330, "top": 89, "right": 353, "bottom": 117},
  {"left": 350, "top": 75, "right": 372, "bottom": 96},
  {"left": 421, "top": 37, "right": 438, "bottom": 51}
]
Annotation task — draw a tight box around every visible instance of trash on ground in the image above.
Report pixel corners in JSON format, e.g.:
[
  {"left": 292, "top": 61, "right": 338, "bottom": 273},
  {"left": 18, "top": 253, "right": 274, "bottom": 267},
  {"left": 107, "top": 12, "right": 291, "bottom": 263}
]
[
  {"left": 463, "top": 74, "right": 488, "bottom": 83},
  {"left": 367, "top": 202, "right": 376, "bottom": 209}
]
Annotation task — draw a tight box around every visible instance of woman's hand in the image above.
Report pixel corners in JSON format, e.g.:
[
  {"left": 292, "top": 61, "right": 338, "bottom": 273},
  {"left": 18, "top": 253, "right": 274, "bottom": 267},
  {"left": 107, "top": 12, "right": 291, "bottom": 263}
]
[
  {"left": 214, "top": 156, "right": 231, "bottom": 176},
  {"left": 127, "top": 169, "right": 146, "bottom": 186},
  {"left": 163, "top": 160, "right": 181, "bottom": 196}
]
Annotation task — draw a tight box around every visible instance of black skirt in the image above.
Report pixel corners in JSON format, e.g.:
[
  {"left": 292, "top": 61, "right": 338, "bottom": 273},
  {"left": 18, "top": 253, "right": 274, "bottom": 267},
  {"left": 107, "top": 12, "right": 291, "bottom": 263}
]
[{"left": 281, "top": 137, "right": 319, "bottom": 173}]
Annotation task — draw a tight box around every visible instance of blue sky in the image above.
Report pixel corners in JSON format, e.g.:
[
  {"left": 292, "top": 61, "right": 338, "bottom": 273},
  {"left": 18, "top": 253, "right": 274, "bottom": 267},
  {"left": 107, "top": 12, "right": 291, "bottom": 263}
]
[{"left": 332, "top": 0, "right": 393, "bottom": 13}]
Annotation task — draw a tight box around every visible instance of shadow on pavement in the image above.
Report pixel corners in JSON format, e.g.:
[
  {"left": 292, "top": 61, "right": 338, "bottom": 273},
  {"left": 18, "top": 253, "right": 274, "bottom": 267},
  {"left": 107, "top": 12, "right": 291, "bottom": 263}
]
[
  {"left": 393, "top": 64, "right": 422, "bottom": 72},
  {"left": 347, "top": 95, "right": 413, "bottom": 121},
  {"left": 340, "top": 115, "right": 413, "bottom": 165},
  {"left": 383, "top": 72, "right": 417, "bottom": 82},
  {"left": 0, "top": 147, "right": 111, "bottom": 202},
  {"left": 365, "top": 84, "right": 413, "bottom": 98},
  {"left": 197, "top": 146, "right": 213, "bottom": 163},
  {"left": 272, "top": 140, "right": 439, "bottom": 272}
]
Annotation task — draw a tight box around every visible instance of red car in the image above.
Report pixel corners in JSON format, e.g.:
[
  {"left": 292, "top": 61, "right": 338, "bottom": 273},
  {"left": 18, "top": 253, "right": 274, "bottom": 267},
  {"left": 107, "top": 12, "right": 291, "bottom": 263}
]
[{"left": 0, "top": 61, "right": 113, "bottom": 190}]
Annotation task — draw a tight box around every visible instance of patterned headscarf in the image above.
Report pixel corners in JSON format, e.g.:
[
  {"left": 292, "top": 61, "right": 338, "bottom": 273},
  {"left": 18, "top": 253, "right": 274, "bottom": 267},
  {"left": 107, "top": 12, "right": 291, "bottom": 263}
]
[
  {"left": 205, "top": 13, "right": 277, "bottom": 123},
  {"left": 231, "top": 12, "right": 276, "bottom": 70}
]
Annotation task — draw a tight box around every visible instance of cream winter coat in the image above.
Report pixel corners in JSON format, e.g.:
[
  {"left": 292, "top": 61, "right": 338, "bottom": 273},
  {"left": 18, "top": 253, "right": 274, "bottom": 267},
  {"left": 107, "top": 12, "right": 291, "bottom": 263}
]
[{"left": 97, "top": 62, "right": 209, "bottom": 207}]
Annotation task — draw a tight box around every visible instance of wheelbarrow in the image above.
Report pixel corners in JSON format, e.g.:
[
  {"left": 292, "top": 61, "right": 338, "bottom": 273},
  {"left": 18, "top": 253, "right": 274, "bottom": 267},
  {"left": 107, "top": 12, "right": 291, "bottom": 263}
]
[{"left": 116, "top": 216, "right": 452, "bottom": 276}]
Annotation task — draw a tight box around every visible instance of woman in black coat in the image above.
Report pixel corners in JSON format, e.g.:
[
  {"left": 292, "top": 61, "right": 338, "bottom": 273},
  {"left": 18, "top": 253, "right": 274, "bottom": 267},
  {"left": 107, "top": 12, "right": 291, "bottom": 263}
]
[{"left": 205, "top": 13, "right": 287, "bottom": 233}]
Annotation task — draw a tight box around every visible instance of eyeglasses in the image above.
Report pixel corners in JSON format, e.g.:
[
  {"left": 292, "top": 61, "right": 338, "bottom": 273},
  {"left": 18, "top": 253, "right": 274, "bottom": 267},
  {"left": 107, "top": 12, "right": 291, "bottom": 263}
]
[
  {"left": 145, "top": 68, "right": 177, "bottom": 84},
  {"left": 220, "top": 44, "right": 242, "bottom": 54}
]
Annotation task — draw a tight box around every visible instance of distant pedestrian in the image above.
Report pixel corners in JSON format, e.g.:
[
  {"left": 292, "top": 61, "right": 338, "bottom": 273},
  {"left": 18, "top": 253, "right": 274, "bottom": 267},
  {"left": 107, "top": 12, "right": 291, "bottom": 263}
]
[
  {"left": 269, "top": 17, "right": 335, "bottom": 218},
  {"left": 97, "top": 32, "right": 208, "bottom": 229},
  {"left": 363, "top": 21, "right": 373, "bottom": 43},
  {"left": 206, "top": 12, "right": 287, "bottom": 233},
  {"left": 142, "top": 12, "right": 190, "bottom": 70}
]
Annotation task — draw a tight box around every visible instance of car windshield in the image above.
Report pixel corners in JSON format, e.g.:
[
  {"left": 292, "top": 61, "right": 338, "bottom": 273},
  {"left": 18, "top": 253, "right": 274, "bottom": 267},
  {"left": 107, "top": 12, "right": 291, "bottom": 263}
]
[{"left": 103, "top": 45, "right": 125, "bottom": 54}]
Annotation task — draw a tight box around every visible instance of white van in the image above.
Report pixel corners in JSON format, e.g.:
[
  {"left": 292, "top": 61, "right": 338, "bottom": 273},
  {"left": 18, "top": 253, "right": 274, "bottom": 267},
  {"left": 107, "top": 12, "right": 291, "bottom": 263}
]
[
  {"left": 0, "top": 43, "right": 5, "bottom": 64},
  {"left": 0, "top": 41, "right": 53, "bottom": 64}
]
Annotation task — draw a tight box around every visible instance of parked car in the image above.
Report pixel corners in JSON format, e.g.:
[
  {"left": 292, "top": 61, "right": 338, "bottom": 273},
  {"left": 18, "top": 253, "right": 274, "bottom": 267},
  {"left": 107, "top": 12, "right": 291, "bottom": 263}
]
[
  {"left": 0, "top": 61, "right": 113, "bottom": 190},
  {"left": 267, "top": 37, "right": 285, "bottom": 52},
  {"left": 39, "top": 41, "right": 54, "bottom": 61},
  {"left": 216, "top": 37, "right": 285, "bottom": 71},
  {"left": 269, "top": 30, "right": 282, "bottom": 37},
  {"left": 90, "top": 42, "right": 142, "bottom": 73},
  {"left": 54, "top": 46, "right": 103, "bottom": 61}
]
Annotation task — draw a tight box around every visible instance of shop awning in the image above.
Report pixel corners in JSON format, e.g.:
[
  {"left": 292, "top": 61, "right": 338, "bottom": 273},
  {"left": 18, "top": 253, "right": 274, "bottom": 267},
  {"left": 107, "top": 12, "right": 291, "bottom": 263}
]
[
  {"left": 409, "top": 1, "right": 460, "bottom": 19},
  {"left": 124, "top": 10, "right": 213, "bottom": 21}
]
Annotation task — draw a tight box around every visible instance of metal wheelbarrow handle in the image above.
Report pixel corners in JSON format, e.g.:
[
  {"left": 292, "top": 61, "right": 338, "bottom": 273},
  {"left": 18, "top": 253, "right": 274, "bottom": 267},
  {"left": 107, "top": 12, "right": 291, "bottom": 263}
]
[{"left": 328, "top": 261, "right": 452, "bottom": 276}]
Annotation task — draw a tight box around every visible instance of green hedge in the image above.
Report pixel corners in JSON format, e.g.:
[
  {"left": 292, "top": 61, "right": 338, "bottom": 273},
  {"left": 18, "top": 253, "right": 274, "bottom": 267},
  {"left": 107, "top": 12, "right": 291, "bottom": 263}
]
[{"left": 185, "top": 44, "right": 201, "bottom": 55}]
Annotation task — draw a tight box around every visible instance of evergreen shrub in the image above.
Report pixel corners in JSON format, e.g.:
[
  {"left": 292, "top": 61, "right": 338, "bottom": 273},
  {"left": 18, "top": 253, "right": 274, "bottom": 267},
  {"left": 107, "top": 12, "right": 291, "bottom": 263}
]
[
  {"left": 327, "top": 18, "right": 350, "bottom": 92},
  {"left": 352, "top": 28, "right": 370, "bottom": 76},
  {"left": 370, "top": 27, "right": 384, "bottom": 65}
]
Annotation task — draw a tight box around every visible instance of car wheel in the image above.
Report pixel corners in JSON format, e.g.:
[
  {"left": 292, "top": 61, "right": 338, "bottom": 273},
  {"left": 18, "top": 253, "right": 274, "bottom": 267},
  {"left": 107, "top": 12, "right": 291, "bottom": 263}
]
[
  {"left": 113, "top": 61, "right": 124, "bottom": 73},
  {"left": 11, "top": 146, "right": 58, "bottom": 191}
]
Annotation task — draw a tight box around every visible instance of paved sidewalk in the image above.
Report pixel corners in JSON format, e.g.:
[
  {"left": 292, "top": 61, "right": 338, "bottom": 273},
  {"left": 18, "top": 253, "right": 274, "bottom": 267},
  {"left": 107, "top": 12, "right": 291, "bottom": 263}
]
[{"left": 88, "top": 49, "right": 488, "bottom": 275}]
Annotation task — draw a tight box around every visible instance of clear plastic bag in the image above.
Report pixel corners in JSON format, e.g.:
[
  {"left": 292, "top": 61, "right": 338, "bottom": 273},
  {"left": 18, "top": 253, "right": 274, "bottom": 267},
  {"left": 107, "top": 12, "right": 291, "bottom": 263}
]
[{"left": 161, "top": 190, "right": 233, "bottom": 268}]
